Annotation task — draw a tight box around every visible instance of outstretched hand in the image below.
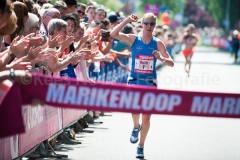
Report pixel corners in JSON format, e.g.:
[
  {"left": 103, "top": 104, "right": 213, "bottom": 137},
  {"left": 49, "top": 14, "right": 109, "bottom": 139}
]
[{"left": 10, "top": 36, "right": 30, "bottom": 55}]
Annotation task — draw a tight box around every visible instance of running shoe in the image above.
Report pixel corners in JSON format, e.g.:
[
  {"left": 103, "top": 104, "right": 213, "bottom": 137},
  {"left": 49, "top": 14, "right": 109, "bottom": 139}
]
[
  {"left": 130, "top": 124, "right": 142, "bottom": 144},
  {"left": 136, "top": 145, "right": 144, "bottom": 159}
]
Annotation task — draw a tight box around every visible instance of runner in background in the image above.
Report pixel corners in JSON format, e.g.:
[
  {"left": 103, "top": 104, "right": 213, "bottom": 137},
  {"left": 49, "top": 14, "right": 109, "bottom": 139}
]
[
  {"left": 182, "top": 24, "right": 198, "bottom": 77},
  {"left": 110, "top": 13, "right": 174, "bottom": 159}
]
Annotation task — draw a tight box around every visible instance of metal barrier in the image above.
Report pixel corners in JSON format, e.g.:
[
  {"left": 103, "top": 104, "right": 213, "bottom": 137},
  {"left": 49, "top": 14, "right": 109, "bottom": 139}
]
[{"left": 0, "top": 58, "right": 129, "bottom": 159}]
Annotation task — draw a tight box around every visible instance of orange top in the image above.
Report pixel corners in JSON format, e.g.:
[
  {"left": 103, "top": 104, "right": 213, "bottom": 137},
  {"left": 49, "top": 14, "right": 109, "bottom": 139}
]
[{"left": 161, "top": 12, "right": 170, "bottom": 25}]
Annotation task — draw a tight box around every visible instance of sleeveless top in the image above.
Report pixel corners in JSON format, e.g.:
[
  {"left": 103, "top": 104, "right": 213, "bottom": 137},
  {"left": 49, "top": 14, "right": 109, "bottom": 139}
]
[{"left": 130, "top": 35, "right": 158, "bottom": 79}]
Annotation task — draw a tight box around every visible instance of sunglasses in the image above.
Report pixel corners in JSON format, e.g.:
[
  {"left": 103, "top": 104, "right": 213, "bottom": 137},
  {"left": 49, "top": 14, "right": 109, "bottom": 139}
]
[
  {"left": 77, "top": 10, "right": 85, "bottom": 15},
  {"left": 143, "top": 22, "right": 156, "bottom": 26}
]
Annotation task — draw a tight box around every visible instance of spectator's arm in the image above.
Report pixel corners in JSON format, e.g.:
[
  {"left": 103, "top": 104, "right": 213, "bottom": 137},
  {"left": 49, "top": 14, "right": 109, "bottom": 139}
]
[
  {"left": 79, "top": 60, "right": 95, "bottom": 83},
  {"left": 100, "top": 38, "right": 114, "bottom": 55},
  {"left": 0, "top": 49, "right": 14, "bottom": 70}
]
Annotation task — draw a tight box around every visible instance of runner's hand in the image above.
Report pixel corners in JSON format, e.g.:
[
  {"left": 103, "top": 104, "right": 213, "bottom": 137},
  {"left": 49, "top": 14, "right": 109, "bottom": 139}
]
[
  {"left": 152, "top": 50, "right": 161, "bottom": 59},
  {"left": 128, "top": 14, "right": 138, "bottom": 23}
]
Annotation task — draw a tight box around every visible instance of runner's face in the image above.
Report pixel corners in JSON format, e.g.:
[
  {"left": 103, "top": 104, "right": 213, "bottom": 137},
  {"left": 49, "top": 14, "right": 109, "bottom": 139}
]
[{"left": 142, "top": 16, "right": 156, "bottom": 33}]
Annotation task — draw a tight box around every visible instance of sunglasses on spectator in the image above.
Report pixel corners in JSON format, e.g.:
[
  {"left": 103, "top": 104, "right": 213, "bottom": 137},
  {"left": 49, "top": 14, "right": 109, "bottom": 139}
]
[
  {"left": 77, "top": 10, "right": 85, "bottom": 15},
  {"left": 142, "top": 22, "right": 156, "bottom": 26},
  {"left": 37, "top": 1, "right": 47, "bottom": 5}
]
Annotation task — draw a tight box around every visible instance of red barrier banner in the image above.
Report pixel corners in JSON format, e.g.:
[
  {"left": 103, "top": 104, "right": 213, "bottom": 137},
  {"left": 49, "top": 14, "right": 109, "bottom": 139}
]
[
  {"left": 19, "top": 105, "right": 62, "bottom": 155},
  {"left": 211, "top": 37, "right": 220, "bottom": 47},
  {"left": 62, "top": 108, "right": 86, "bottom": 128},
  {"left": 0, "top": 135, "right": 19, "bottom": 159},
  {"left": 1, "top": 74, "right": 240, "bottom": 138}
]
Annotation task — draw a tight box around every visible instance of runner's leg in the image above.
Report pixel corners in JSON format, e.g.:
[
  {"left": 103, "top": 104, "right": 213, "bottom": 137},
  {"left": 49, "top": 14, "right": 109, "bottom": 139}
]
[
  {"left": 184, "top": 55, "right": 189, "bottom": 73},
  {"left": 188, "top": 53, "right": 193, "bottom": 76},
  {"left": 139, "top": 114, "right": 151, "bottom": 146},
  {"left": 132, "top": 113, "right": 140, "bottom": 128}
]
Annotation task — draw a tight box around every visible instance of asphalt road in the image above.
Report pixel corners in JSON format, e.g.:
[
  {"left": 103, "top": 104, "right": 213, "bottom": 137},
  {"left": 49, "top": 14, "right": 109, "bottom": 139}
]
[{"left": 53, "top": 46, "right": 240, "bottom": 160}]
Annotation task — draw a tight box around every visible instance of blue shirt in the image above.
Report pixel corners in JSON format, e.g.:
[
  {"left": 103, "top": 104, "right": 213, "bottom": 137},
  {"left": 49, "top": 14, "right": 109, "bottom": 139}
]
[
  {"left": 130, "top": 35, "right": 158, "bottom": 79},
  {"left": 112, "top": 39, "right": 129, "bottom": 51}
]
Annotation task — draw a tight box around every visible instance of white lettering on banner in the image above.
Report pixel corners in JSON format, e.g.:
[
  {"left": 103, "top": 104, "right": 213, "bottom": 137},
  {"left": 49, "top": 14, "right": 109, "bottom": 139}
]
[
  {"left": 45, "top": 83, "right": 182, "bottom": 112},
  {"left": 142, "top": 93, "right": 155, "bottom": 111},
  {"left": 95, "top": 89, "right": 110, "bottom": 107},
  {"left": 119, "top": 91, "right": 134, "bottom": 109},
  {"left": 63, "top": 85, "right": 76, "bottom": 104},
  {"left": 155, "top": 94, "right": 168, "bottom": 111},
  {"left": 191, "top": 96, "right": 240, "bottom": 115},
  {"left": 191, "top": 96, "right": 210, "bottom": 113},
  {"left": 222, "top": 98, "right": 235, "bottom": 114},
  {"left": 46, "top": 83, "right": 66, "bottom": 103},
  {"left": 209, "top": 97, "right": 221, "bottom": 114},
  {"left": 109, "top": 89, "right": 120, "bottom": 108},
  {"left": 132, "top": 92, "right": 141, "bottom": 110},
  {"left": 27, "top": 105, "right": 44, "bottom": 130},
  {"left": 89, "top": 88, "right": 97, "bottom": 106},
  {"left": 10, "top": 135, "right": 18, "bottom": 159},
  {"left": 168, "top": 95, "right": 182, "bottom": 111},
  {"left": 77, "top": 86, "right": 90, "bottom": 105}
]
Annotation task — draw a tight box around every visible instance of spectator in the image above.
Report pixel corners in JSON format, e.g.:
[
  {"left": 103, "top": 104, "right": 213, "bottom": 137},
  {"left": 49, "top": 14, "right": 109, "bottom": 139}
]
[
  {"left": 163, "top": 31, "right": 174, "bottom": 59},
  {"left": 95, "top": 8, "right": 105, "bottom": 22},
  {"left": 23, "top": 13, "right": 40, "bottom": 36},
  {"left": 36, "top": 0, "right": 48, "bottom": 7},
  {"left": 232, "top": 30, "right": 239, "bottom": 63},
  {"left": 23, "top": 0, "right": 34, "bottom": 13},
  {"left": 108, "top": 14, "right": 120, "bottom": 29},
  {"left": 62, "top": 14, "right": 76, "bottom": 36},
  {"left": 47, "top": 19, "right": 85, "bottom": 73},
  {"left": 85, "top": 5, "right": 96, "bottom": 29},
  {"left": 39, "top": 8, "right": 60, "bottom": 35},
  {"left": 53, "top": 0, "right": 67, "bottom": 17},
  {"left": 64, "top": 0, "right": 77, "bottom": 14},
  {"left": 75, "top": 2, "right": 86, "bottom": 19},
  {"left": 42, "top": 3, "right": 53, "bottom": 9},
  {"left": 4, "top": 1, "right": 29, "bottom": 45}
]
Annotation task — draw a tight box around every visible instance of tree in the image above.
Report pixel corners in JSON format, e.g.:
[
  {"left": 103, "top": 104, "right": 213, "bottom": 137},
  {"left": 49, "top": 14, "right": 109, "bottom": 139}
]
[
  {"left": 183, "top": 0, "right": 214, "bottom": 28},
  {"left": 197, "top": 0, "right": 240, "bottom": 30}
]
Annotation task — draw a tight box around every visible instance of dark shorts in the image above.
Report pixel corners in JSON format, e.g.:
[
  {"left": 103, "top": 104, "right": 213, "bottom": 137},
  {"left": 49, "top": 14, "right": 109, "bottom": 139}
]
[{"left": 127, "top": 78, "right": 157, "bottom": 87}]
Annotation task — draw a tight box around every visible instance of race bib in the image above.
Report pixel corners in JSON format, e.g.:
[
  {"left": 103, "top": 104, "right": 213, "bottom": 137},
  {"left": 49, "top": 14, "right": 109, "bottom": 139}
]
[{"left": 134, "top": 54, "right": 154, "bottom": 74}]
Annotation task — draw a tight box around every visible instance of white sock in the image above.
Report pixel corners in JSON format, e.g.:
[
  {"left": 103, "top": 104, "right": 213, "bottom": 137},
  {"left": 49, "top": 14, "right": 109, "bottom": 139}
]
[{"left": 138, "top": 144, "right": 144, "bottom": 148}]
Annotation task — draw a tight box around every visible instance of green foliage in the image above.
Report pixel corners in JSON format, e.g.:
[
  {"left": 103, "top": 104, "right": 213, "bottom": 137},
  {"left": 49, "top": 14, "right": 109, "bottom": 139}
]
[
  {"left": 93, "top": 0, "right": 124, "bottom": 13},
  {"left": 196, "top": 0, "right": 240, "bottom": 29},
  {"left": 77, "top": 0, "right": 88, "bottom": 4}
]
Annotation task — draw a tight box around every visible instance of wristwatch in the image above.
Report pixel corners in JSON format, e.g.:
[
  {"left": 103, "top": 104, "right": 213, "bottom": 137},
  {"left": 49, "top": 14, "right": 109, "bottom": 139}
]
[
  {"left": 8, "top": 51, "right": 16, "bottom": 59},
  {"left": 10, "top": 68, "right": 15, "bottom": 79}
]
